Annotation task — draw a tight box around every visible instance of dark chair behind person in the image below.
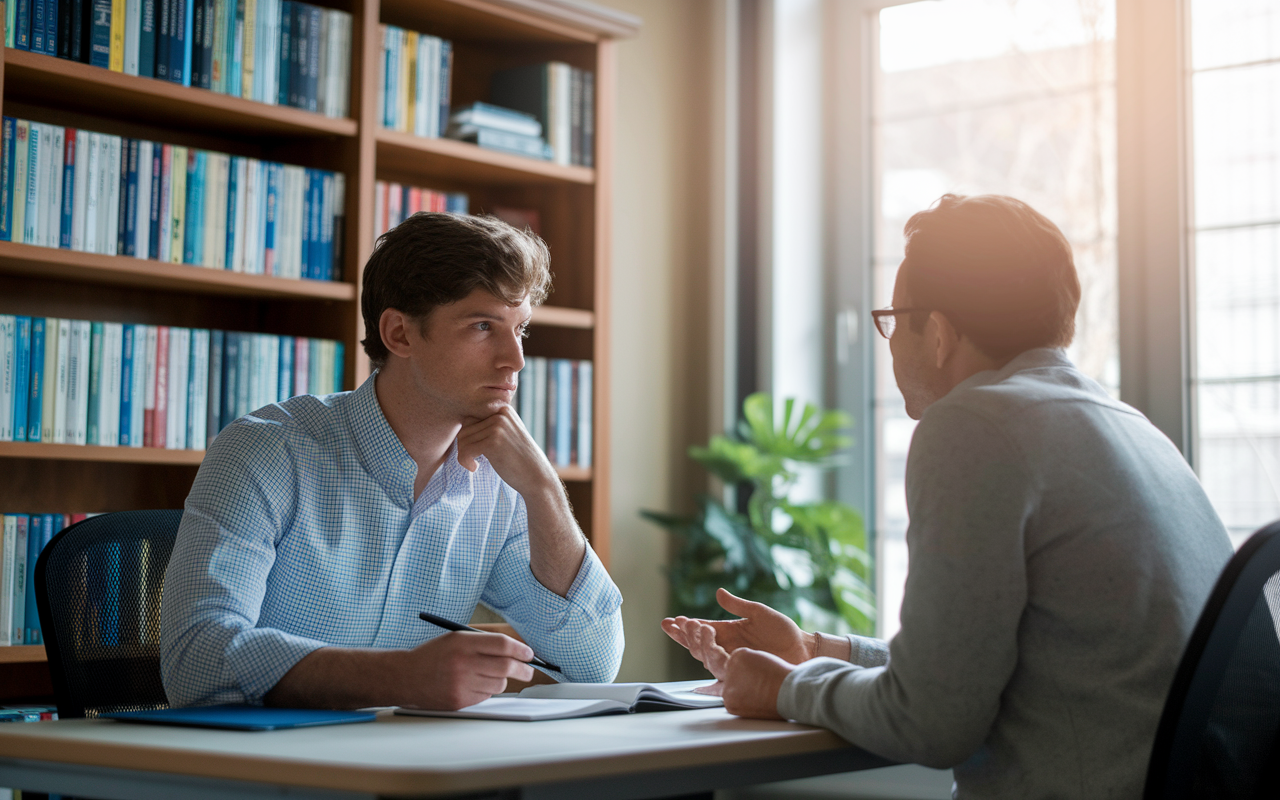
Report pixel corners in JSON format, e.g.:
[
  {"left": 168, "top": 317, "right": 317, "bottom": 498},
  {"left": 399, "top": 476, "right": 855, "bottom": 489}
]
[
  {"left": 1145, "top": 519, "right": 1280, "bottom": 799},
  {"left": 34, "top": 510, "right": 181, "bottom": 719}
]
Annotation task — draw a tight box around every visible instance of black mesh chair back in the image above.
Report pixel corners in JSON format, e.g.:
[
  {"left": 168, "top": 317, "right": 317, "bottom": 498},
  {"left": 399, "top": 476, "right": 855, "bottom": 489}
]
[
  {"left": 1145, "top": 520, "right": 1280, "bottom": 799},
  {"left": 34, "top": 509, "right": 182, "bottom": 719}
]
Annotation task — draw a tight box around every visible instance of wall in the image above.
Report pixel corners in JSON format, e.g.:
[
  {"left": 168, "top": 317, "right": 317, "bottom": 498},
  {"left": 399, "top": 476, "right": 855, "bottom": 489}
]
[{"left": 598, "top": 0, "right": 721, "bottom": 683}]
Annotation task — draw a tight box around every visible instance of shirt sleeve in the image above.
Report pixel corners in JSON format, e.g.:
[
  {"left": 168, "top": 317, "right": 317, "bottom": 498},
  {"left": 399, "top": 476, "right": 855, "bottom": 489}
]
[
  {"left": 777, "top": 404, "right": 1031, "bottom": 767},
  {"left": 159, "top": 419, "right": 325, "bottom": 707},
  {"left": 846, "top": 635, "right": 890, "bottom": 667},
  {"left": 479, "top": 495, "right": 624, "bottom": 684}
]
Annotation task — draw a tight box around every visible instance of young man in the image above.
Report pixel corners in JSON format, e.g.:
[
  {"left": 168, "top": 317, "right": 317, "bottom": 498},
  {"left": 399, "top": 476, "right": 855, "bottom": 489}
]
[
  {"left": 664, "top": 195, "right": 1232, "bottom": 798},
  {"left": 161, "top": 213, "right": 623, "bottom": 710}
]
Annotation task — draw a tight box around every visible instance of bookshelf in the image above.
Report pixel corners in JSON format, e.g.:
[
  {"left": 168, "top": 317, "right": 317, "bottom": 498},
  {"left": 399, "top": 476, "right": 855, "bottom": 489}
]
[{"left": 0, "top": 0, "right": 639, "bottom": 696}]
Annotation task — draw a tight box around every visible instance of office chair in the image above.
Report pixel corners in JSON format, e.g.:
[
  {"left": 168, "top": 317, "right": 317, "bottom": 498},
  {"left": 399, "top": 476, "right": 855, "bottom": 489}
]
[
  {"left": 34, "top": 509, "right": 182, "bottom": 719},
  {"left": 1144, "top": 519, "right": 1280, "bottom": 799}
]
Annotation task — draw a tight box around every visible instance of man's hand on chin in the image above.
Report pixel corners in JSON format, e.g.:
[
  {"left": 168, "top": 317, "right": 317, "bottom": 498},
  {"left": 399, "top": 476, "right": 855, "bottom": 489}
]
[
  {"left": 456, "top": 405, "right": 556, "bottom": 495},
  {"left": 721, "top": 649, "right": 794, "bottom": 721}
]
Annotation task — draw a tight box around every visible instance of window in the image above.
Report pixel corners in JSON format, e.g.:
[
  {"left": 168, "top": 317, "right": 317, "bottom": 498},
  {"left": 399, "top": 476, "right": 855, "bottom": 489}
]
[
  {"left": 1190, "top": 0, "right": 1280, "bottom": 546},
  {"left": 870, "top": 0, "right": 1118, "bottom": 636}
]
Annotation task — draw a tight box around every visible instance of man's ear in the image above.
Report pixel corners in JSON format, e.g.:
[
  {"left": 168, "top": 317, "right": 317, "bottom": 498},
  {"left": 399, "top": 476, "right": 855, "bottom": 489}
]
[
  {"left": 929, "top": 311, "right": 962, "bottom": 369},
  {"left": 379, "top": 308, "right": 414, "bottom": 361}
]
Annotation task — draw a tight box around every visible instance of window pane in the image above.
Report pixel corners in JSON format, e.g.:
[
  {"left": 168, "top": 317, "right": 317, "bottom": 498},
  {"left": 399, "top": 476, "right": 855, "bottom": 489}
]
[
  {"left": 1191, "top": 0, "right": 1280, "bottom": 546},
  {"left": 872, "top": 0, "right": 1117, "bottom": 637}
]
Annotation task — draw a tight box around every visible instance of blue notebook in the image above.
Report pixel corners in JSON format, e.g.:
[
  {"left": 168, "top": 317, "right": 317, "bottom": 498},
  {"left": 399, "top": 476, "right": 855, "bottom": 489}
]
[{"left": 102, "top": 706, "right": 377, "bottom": 731}]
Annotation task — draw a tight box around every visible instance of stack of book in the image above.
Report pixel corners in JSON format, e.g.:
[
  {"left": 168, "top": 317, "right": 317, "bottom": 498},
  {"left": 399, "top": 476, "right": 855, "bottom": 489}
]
[
  {"left": 0, "top": 117, "right": 346, "bottom": 282},
  {"left": 444, "top": 102, "right": 551, "bottom": 161},
  {"left": 378, "top": 25, "right": 452, "bottom": 137},
  {"left": 0, "top": 512, "right": 80, "bottom": 646},
  {"left": 373, "top": 180, "right": 467, "bottom": 240},
  {"left": 490, "top": 62, "right": 594, "bottom": 167},
  {"left": 3, "top": 0, "right": 351, "bottom": 118},
  {"left": 0, "top": 314, "right": 345, "bottom": 451},
  {"left": 512, "top": 357, "right": 591, "bottom": 469}
]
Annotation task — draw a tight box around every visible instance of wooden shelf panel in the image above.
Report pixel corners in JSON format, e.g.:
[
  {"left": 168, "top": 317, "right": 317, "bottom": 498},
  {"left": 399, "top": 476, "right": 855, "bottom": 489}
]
[
  {"left": 3, "top": 49, "right": 358, "bottom": 140},
  {"left": 531, "top": 306, "right": 593, "bottom": 329},
  {"left": 381, "top": 0, "right": 638, "bottom": 44},
  {"left": 0, "top": 646, "right": 46, "bottom": 665},
  {"left": 0, "top": 241, "right": 355, "bottom": 301},
  {"left": 375, "top": 129, "right": 594, "bottom": 186},
  {"left": 0, "top": 442, "right": 205, "bottom": 465},
  {"left": 557, "top": 465, "right": 591, "bottom": 482}
]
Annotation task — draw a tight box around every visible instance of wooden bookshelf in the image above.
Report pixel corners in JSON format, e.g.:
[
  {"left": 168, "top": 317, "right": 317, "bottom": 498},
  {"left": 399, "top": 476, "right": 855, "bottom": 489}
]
[{"left": 0, "top": 0, "right": 636, "bottom": 699}]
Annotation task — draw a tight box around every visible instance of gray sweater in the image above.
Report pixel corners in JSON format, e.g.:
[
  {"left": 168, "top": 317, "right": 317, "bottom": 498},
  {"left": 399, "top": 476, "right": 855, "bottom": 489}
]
[{"left": 777, "top": 348, "right": 1233, "bottom": 799}]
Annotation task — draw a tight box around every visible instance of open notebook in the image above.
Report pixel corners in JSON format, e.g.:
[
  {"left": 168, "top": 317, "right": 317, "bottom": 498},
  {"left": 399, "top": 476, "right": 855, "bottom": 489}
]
[{"left": 395, "top": 680, "right": 724, "bottom": 722}]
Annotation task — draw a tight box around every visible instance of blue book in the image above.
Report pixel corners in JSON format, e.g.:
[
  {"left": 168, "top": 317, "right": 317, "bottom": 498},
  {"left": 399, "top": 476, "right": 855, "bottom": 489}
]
[
  {"left": 88, "top": 0, "right": 110, "bottom": 68},
  {"left": 12, "top": 317, "right": 31, "bottom": 442},
  {"left": 277, "top": 335, "right": 292, "bottom": 400},
  {"left": 138, "top": 0, "right": 157, "bottom": 77},
  {"left": 190, "top": 0, "right": 205, "bottom": 87},
  {"left": 304, "top": 3, "right": 319, "bottom": 112},
  {"left": 206, "top": 329, "right": 222, "bottom": 443},
  {"left": 263, "top": 163, "right": 278, "bottom": 271},
  {"left": 555, "top": 359, "right": 572, "bottom": 466},
  {"left": 224, "top": 155, "right": 238, "bottom": 267},
  {"left": 298, "top": 169, "right": 311, "bottom": 278},
  {"left": 27, "top": 318, "right": 45, "bottom": 442},
  {"left": 31, "top": 0, "right": 45, "bottom": 55},
  {"left": 123, "top": 139, "right": 139, "bottom": 256},
  {"left": 60, "top": 128, "right": 75, "bottom": 248},
  {"left": 446, "top": 193, "right": 468, "bottom": 214},
  {"left": 168, "top": 0, "right": 186, "bottom": 83},
  {"left": 15, "top": 0, "right": 31, "bottom": 50},
  {"left": 24, "top": 515, "right": 41, "bottom": 645},
  {"left": 183, "top": 149, "right": 204, "bottom": 264},
  {"left": 307, "top": 169, "right": 320, "bottom": 278},
  {"left": 185, "top": 329, "right": 198, "bottom": 447},
  {"left": 148, "top": 142, "right": 162, "bottom": 258},
  {"left": 1, "top": 117, "right": 14, "bottom": 242},
  {"left": 220, "top": 331, "right": 238, "bottom": 430},
  {"left": 288, "top": 0, "right": 302, "bottom": 108},
  {"left": 229, "top": 0, "right": 243, "bottom": 96},
  {"left": 44, "top": 0, "right": 58, "bottom": 54},
  {"left": 86, "top": 321, "right": 104, "bottom": 445},
  {"left": 333, "top": 341, "right": 343, "bottom": 392},
  {"left": 155, "top": 0, "right": 170, "bottom": 79},
  {"left": 318, "top": 173, "right": 332, "bottom": 281},
  {"left": 119, "top": 324, "right": 134, "bottom": 445},
  {"left": 117, "top": 137, "right": 130, "bottom": 256},
  {"left": 103, "top": 706, "right": 376, "bottom": 731},
  {"left": 276, "top": 1, "right": 292, "bottom": 106},
  {"left": 181, "top": 0, "right": 193, "bottom": 85},
  {"left": 438, "top": 39, "right": 452, "bottom": 137}
]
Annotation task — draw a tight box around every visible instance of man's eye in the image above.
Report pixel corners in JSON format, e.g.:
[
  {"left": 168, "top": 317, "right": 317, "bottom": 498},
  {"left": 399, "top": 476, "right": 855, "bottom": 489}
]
[{"left": 476, "top": 322, "right": 491, "bottom": 331}]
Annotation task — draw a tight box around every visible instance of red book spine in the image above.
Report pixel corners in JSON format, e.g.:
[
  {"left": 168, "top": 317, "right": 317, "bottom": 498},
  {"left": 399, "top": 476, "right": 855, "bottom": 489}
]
[{"left": 152, "top": 326, "right": 169, "bottom": 449}]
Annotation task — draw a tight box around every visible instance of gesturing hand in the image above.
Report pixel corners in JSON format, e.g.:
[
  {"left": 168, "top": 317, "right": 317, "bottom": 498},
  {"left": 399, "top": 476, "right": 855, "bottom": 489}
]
[
  {"left": 457, "top": 406, "right": 555, "bottom": 498},
  {"left": 679, "top": 622, "right": 792, "bottom": 720},
  {"left": 399, "top": 631, "right": 535, "bottom": 711},
  {"left": 662, "top": 588, "right": 815, "bottom": 665}
]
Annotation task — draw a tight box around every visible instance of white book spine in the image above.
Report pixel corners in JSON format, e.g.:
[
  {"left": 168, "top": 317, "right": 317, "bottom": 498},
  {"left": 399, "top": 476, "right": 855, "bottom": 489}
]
[
  {"left": 338, "top": 14, "right": 352, "bottom": 118},
  {"left": 135, "top": 141, "right": 153, "bottom": 260},
  {"left": 12, "top": 121, "right": 29, "bottom": 245},
  {"left": 166, "top": 328, "right": 187, "bottom": 449},
  {"left": 41, "top": 318, "right": 60, "bottom": 443},
  {"left": 124, "top": 0, "right": 141, "bottom": 74},
  {"left": 34, "top": 124, "right": 51, "bottom": 247},
  {"left": 105, "top": 136, "right": 122, "bottom": 257},
  {"left": 84, "top": 134, "right": 101, "bottom": 254},
  {"left": 0, "top": 316, "right": 13, "bottom": 441},
  {"left": 69, "top": 320, "right": 90, "bottom": 446},
  {"left": 49, "top": 126, "right": 65, "bottom": 249},
  {"left": 53, "top": 319, "right": 71, "bottom": 443},
  {"left": 143, "top": 325, "right": 158, "bottom": 437},
  {"left": 71, "top": 131, "right": 90, "bottom": 252},
  {"left": 190, "top": 330, "right": 209, "bottom": 448},
  {"left": 578, "top": 360, "right": 592, "bottom": 468},
  {"left": 216, "top": 154, "right": 230, "bottom": 269},
  {"left": 232, "top": 158, "right": 248, "bottom": 272},
  {"left": 11, "top": 516, "right": 26, "bottom": 643},
  {"left": 247, "top": 160, "right": 263, "bottom": 274},
  {"left": 553, "top": 63, "right": 572, "bottom": 166},
  {"left": 157, "top": 145, "right": 173, "bottom": 264},
  {"left": 130, "top": 324, "right": 148, "bottom": 447},
  {"left": 0, "top": 515, "right": 16, "bottom": 646},
  {"left": 103, "top": 322, "right": 124, "bottom": 448}
]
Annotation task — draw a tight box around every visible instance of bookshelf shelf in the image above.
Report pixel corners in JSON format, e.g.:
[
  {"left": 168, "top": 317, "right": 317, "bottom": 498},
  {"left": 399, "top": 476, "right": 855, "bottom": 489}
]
[
  {"left": 0, "top": 442, "right": 205, "bottom": 465},
  {"left": 2, "top": 49, "right": 359, "bottom": 140},
  {"left": 375, "top": 128, "right": 594, "bottom": 186},
  {"left": 0, "top": 242, "right": 356, "bottom": 301},
  {"left": 531, "top": 306, "right": 593, "bottom": 329},
  {"left": 0, "top": 646, "right": 46, "bottom": 664}
]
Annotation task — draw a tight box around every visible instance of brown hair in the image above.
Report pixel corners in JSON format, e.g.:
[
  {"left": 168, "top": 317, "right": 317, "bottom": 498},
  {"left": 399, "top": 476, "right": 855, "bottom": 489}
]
[
  {"left": 360, "top": 212, "right": 552, "bottom": 367},
  {"left": 900, "top": 194, "right": 1080, "bottom": 361}
]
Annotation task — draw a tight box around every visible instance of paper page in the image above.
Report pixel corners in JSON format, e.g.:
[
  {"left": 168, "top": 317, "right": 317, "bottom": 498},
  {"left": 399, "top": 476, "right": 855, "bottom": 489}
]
[
  {"left": 396, "top": 698, "right": 626, "bottom": 722},
  {"left": 518, "top": 680, "right": 723, "bottom": 708}
]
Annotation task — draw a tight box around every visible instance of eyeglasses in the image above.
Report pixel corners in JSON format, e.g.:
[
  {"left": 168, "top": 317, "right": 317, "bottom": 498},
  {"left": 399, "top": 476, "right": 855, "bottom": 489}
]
[{"left": 870, "top": 307, "right": 929, "bottom": 340}]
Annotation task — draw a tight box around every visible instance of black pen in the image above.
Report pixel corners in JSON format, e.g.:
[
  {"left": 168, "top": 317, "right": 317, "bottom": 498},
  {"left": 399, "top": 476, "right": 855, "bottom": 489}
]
[{"left": 417, "top": 611, "right": 561, "bottom": 672}]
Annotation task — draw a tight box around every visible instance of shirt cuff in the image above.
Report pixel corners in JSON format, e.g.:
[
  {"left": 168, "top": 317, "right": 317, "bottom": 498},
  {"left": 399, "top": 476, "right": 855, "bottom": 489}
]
[
  {"left": 511, "top": 546, "right": 622, "bottom": 632},
  {"left": 224, "top": 628, "right": 330, "bottom": 704},
  {"left": 777, "top": 656, "right": 867, "bottom": 722},
  {"left": 847, "top": 634, "right": 890, "bottom": 667}
]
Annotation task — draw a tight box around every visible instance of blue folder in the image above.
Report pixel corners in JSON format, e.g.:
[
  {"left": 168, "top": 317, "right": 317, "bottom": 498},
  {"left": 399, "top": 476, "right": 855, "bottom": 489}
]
[{"left": 102, "top": 706, "right": 377, "bottom": 731}]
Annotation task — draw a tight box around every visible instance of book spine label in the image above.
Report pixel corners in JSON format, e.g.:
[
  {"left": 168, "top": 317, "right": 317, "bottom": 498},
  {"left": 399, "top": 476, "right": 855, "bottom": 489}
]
[
  {"left": 12, "top": 317, "right": 31, "bottom": 442},
  {"left": 148, "top": 141, "right": 162, "bottom": 258},
  {"left": 130, "top": 324, "right": 147, "bottom": 445},
  {"left": 109, "top": 135, "right": 124, "bottom": 256},
  {"left": 11, "top": 515, "right": 28, "bottom": 643},
  {"left": 182, "top": 148, "right": 201, "bottom": 264},
  {"left": 27, "top": 317, "right": 45, "bottom": 442},
  {"left": 83, "top": 132, "right": 99, "bottom": 252},
  {"left": 25, "top": 515, "right": 43, "bottom": 643},
  {"left": 89, "top": 0, "right": 111, "bottom": 68},
  {"left": 157, "top": 143, "right": 171, "bottom": 261},
  {"left": 103, "top": 322, "right": 123, "bottom": 447}
]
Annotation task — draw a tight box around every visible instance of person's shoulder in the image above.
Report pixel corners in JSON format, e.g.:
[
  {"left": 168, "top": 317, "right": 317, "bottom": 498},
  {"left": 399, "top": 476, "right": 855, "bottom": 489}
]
[
  {"left": 945, "top": 349, "right": 1138, "bottom": 425},
  {"left": 207, "top": 391, "right": 356, "bottom": 469}
]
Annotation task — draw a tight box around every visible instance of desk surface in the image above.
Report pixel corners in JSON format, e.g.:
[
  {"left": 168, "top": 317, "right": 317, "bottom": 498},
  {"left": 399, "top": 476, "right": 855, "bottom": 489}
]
[{"left": 0, "top": 709, "right": 878, "bottom": 798}]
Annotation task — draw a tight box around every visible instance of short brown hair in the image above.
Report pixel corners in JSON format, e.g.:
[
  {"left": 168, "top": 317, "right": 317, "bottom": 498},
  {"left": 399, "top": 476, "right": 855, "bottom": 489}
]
[
  {"left": 361, "top": 213, "right": 552, "bottom": 367},
  {"left": 900, "top": 194, "right": 1080, "bottom": 361}
]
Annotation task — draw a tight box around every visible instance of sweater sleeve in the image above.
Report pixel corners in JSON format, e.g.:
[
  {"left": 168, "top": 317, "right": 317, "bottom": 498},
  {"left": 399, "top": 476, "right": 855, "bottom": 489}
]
[{"left": 777, "top": 404, "right": 1032, "bottom": 768}]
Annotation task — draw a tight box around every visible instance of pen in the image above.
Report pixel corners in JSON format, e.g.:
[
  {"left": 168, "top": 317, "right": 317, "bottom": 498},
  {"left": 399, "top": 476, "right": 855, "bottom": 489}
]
[{"left": 417, "top": 611, "right": 562, "bottom": 672}]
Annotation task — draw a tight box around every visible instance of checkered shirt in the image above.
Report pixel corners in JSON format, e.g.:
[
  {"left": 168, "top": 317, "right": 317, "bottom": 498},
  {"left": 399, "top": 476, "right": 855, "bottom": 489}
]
[{"left": 160, "top": 374, "right": 624, "bottom": 707}]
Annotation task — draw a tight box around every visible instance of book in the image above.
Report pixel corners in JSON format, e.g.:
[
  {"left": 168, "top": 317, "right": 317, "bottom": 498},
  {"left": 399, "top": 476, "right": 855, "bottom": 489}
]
[
  {"left": 27, "top": 317, "right": 45, "bottom": 442},
  {"left": 10, "top": 514, "right": 27, "bottom": 644},
  {"left": 12, "top": 317, "right": 30, "bottom": 442},
  {"left": 40, "top": 319, "right": 59, "bottom": 443},
  {"left": 451, "top": 127, "right": 551, "bottom": 161},
  {"left": 138, "top": 0, "right": 156, "bottom": 77},
  {"left": 0, "top": 515, "right": 15, "bottom": 644},
  {"left": 61, "top": 129, "right": 76, "bottom": 249},
  {"left": 0, "top": 316, "right": 13, "bottom": 441},
  {"left": 577, "top": 360, "right": 592, "bottom": 468},
  {"left": 45, "top": 0, "right": 59, "bottom": 55},
  {"left": 86, "top": 320, "right": 103, "bottom": 444},
  {"left": 1, "top": 118, "right": 13, "bottom": 242},
  {"left": 15, "top": 0, "right": 31, "bottom": 49},
  {"left": 68, "top": 319, "right": 90, "bottom": 445},
  {"left": 142, "top": 324, "right": 157, "bottom": 446},
  {"left": 448, "top": 102, "right": 542, "bottom": 138},
  {"left": 396, "top": 681, "right": 724, "bottom": 722},
  {"left": 89, "top": 0, "right": 110, "bottom": 68},
  {"left": 52, "top": 318, "right": 70, "bottom": 443},
  {"left": 120, "top": 323, "right": 135, "bottom": 445},
  {"left": 11, "top": 121, "right": 28, "bottom": 245},
  {"left": 123, "top": 0, "right": 139, "bottom": 73},
  {"left": 108, "top": 0, "right": 124, "bottom": 70},
  {"left": 25, "top": 514, "right": 45, "bottom": 643},
  {"left": 104, "top": 706, "right": 376, "bottom": 730}
]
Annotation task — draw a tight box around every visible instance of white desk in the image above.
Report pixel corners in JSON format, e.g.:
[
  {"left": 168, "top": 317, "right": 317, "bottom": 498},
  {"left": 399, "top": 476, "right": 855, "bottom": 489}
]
[{"left": 0, "top": 709, "right": 892, "bottom": 799}]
